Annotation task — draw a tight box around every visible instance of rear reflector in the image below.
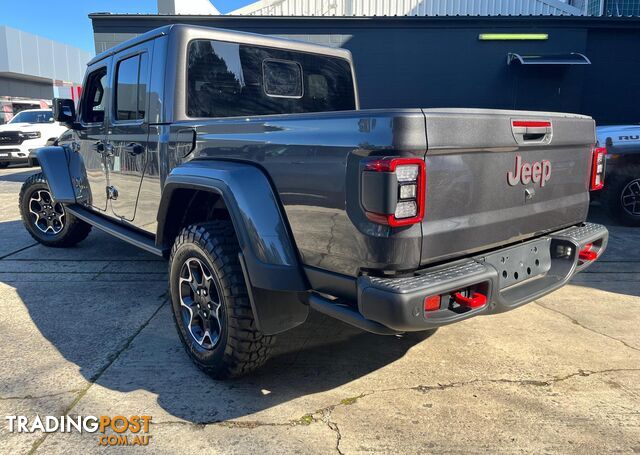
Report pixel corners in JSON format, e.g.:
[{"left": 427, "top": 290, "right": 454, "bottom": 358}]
[
  {"left": 590, "top": 147, "right": 606, "bottom": 191},
  {"left": 424, "top": 295, "right": 441, "bottom": 312}
]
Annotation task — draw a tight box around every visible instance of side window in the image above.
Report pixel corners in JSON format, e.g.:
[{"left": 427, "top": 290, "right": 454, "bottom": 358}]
[
  {"left": 187, "top": 40, "right": 356, "bottom": 118},
  {"left": 187, "top": 41, "right": 245, "bottom": 118},
  {"left": 81, "top": 67, "right": 107, "bottom": 124},
  {"left": 263, "top": 59, "right": 303, "bottom": 98},
  {"left": 114, "top": 53, "right": 148, "bottom": 121}
]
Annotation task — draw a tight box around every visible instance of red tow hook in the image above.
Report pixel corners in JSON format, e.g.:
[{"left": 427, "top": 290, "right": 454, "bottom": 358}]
[
  {"left": 453, "top": 292, "right": 487, "bottom": 309},
  {"left": 579, "top": 243, "right": 598, "bottom": 261}
]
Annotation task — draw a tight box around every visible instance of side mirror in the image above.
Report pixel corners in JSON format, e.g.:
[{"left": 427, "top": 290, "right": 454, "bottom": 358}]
[{"left": 52, "top": 98, "right": 76, "bottom": 126}]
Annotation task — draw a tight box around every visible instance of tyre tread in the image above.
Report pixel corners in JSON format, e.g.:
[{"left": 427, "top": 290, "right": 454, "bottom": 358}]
[{"left": 169, "top": 220, "right": 274, "bottom": 379}]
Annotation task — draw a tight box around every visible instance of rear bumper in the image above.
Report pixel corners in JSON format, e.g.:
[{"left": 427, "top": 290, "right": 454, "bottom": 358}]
[{"left": 311, "top": 223, "right": 608, "bottom": 333}]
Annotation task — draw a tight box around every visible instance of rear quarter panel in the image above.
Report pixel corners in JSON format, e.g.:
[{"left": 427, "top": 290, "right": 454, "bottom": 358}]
[{"left": 179, "top": 109, "right": 427, "bottom": 277}]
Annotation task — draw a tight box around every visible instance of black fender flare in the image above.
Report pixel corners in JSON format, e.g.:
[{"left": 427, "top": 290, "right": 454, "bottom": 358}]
[
  {"left": 157, "top": 160, "right": 308, "bottom": 291},
  {"left": 157, "top": 161, "right": 310, "bottom": 334},
  {"left": 34, "top": 147, "right": 76, "bottom": 203}
]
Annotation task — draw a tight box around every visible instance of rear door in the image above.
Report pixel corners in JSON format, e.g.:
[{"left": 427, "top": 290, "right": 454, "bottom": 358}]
[
  {"left": 420, "top": 109, "right": 595, "bottom": 266},
  {"left": 76, "top": 62, "right": 110, "bottom": 211},
  {"left": 106, "top": 41, "right": 153, "bottom": 221}
]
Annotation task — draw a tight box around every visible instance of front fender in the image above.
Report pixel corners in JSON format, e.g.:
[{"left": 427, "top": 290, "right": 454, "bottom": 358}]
[
  {"left": 35, "top": 147, "right": 76, "bottom": 203},
  {"left": 157, "top": 160, "right": 308, "bottom": 293}
]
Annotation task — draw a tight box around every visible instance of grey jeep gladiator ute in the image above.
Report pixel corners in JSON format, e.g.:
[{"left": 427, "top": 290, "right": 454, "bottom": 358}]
[{"left": 19, "top": 24, "right": 609, "bottom": 378}]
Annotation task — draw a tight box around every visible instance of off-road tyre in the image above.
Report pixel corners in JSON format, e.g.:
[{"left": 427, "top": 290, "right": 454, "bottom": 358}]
[
  {"left": 19, "top": 172, "right": 91, "bottom": 247},
  {"left": 169, "top": 221, "right": 275, "bottom": 379},
  {"left": 604, "top": 166, "right": 640, "bottom": 226}
]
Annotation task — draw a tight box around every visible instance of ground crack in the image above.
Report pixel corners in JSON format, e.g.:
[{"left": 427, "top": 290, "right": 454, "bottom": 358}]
[
  {"left": 147, "top": 368, "right": 640, "bottom": 441},
  {"left": 315, "top": 400, "right": 348, "bottom": 455},
  {"left": 153, "top": 419, "right": 296, "bottom": 429},
  {"left": 406, "top": 367, "right": 640, "bottom": 393},
  {"left": 535, "top": 301, "right": 640, "bottom": 353},
  {"left": 0, "top": 242, "right": 38, "bottom": 261},
  {"left": 327, "top": 420, "right": 344, "bottom": 455}
]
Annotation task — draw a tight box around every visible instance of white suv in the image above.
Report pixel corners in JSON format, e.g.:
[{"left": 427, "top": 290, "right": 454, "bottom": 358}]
[{"left": 0, "top": 109, "right": 68, "bottom": 168}]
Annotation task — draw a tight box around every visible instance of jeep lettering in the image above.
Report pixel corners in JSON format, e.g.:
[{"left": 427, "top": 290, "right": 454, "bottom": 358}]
[{"left": 507, "top": 155, "right": 552, "bottom": 187}]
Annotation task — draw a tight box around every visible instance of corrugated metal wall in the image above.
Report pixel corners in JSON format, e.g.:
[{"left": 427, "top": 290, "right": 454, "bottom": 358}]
[{"left": 233, "top": 0, "right": 586, "bottom": 16}]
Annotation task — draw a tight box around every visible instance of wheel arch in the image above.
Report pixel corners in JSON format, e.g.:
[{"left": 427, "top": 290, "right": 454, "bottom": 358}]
[
  {"left": 157, "top": 160, "right": 308, "bottom": 293},
  {"left": 158, "top": 161, "right": 310, "bottom": 335}
]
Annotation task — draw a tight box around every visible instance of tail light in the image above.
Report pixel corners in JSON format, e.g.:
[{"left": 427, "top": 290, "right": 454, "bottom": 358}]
[
  {"left": 590, "top": 147, "right": 606, "bottom": 191},
  {"left": 361, "top": 157, "right": 426, "bottom": 227}
]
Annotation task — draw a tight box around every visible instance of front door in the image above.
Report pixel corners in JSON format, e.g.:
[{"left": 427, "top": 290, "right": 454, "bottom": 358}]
[
  {"left": 76, "top": 63, "right": 110, "bottom": 211},
  {"left": 106, "top": 42, "right": 153, "bottom": 221}
]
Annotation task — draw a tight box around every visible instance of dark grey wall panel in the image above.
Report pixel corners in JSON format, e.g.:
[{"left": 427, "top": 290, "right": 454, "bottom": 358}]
[
  {"left": 582, "top": 28, "right": 640, "bottom": 125},
  {"left": 0, "top": 76, "right": 52, "bottom": 98},
  {"left": 90, "top": 15, "right": 640, "bottom": 125}
]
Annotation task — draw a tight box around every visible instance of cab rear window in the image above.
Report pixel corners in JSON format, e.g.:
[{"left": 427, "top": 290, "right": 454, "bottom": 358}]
[{"left": 187, "top": 40, "right": 355, "bottom": 118}]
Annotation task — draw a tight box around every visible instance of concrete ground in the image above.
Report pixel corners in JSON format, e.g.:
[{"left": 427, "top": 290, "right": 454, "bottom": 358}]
[{"left": 0, "top": 164, "right": 638, "bottom": 454}]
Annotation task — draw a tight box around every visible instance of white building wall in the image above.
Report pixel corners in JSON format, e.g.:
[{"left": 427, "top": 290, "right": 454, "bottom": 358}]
[
  {"left": 158, "top": 0, "right": 220, "bottom": 14},
  {"left": 230, "top": 0, "right": 586, "bottom": 16},
  {"left": 0, "top": 26, "right": 91, "bottom": 84}
]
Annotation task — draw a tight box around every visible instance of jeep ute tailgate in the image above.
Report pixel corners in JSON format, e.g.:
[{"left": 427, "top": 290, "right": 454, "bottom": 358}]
[{"left": 420, "top": 108, "right": 596, "bottom": 265}]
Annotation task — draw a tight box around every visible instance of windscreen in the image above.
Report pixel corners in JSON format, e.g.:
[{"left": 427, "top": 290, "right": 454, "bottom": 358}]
[
  {"left": 9, "top": 110, "right": 53, "bottom": 124},
  {"left": 187, "top": 40, "right": 356, "bottom": 118}
]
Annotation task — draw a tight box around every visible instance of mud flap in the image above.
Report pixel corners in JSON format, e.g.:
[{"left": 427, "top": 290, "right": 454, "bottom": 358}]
[{"left": 239, "top": 252, "right": 308, "bottom": 335}]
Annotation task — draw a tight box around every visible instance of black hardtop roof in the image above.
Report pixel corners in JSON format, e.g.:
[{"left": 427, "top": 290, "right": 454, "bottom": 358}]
[{"left": 88, "top": 23, "right": 353, "bottom": 66}]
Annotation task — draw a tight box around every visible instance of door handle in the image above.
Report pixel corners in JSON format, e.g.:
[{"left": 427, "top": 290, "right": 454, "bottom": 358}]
[
  {"left": 94, "top": 141, "right": 114, "bottom": 157},
  {"left": 124, "top": 142, "right": 145, "bottom": 156}
]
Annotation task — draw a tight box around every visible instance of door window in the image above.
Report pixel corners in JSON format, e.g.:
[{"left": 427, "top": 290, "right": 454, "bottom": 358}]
[
  {"left": 81, "top": 67, "right": 107, "bottom": 124},
  {"left": 114, "top": 53, "right": 148, "bottom": 121}
]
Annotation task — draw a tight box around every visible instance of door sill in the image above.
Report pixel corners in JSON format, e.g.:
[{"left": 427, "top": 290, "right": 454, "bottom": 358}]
[{"left": 65, "top": 204, "right": 165, "bottom": 257}]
